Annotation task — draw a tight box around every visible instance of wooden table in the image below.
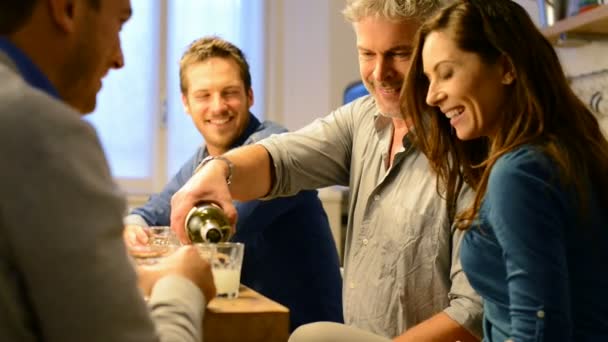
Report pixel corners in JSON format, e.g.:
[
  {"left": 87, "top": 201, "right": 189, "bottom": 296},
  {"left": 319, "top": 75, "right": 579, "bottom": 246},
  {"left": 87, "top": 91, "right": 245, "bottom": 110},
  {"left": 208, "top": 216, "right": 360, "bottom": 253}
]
[{"left": 203, "top": 285, "right": 290, "bottom": 342}]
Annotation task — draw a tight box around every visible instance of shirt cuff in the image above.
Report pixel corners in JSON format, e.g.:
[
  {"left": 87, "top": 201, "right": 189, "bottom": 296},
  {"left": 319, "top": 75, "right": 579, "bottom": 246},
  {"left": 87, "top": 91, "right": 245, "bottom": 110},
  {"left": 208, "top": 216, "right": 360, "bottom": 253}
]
[
  {"left": 149, "top": 274, "right": 207, "bottom": 320},
  {"left": 255, "top": 140, "right": 282, "bottom": 200},
  {"left": 443, "top": 300, "right": 483, "bottom": 339},
  {"left": 123, "top": 214, "right": 149, "bottom": 227}
]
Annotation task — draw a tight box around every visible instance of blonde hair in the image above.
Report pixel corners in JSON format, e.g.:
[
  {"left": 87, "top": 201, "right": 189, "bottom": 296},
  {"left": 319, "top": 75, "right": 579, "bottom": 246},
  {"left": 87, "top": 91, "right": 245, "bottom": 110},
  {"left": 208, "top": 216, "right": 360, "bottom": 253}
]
[
  {"left": 342, "top": 0, "right": 443, "bottom": 23},
  {"left": 179, "top": 36, "right": 251, "bottom": 94}
]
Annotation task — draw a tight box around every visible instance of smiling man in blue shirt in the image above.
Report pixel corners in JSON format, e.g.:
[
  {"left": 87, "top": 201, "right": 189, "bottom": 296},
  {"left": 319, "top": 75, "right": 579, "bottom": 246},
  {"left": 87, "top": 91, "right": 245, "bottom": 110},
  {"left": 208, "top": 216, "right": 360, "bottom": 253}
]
[{"left": 124, "top": 36, "right": 343, "bottom": 331}]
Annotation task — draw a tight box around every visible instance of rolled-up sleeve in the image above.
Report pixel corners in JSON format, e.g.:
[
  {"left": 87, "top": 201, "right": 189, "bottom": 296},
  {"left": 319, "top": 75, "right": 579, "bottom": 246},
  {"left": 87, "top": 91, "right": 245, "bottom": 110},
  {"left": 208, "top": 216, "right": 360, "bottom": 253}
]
[
  {"left": 442, "top": 185, "right": 483, "bottom": 338},
  {"left": 257, "top": 105, "right": 356, "bottom": 198},
  {"left": 444, "top": 225, "right": 484, "bottom": 339}
]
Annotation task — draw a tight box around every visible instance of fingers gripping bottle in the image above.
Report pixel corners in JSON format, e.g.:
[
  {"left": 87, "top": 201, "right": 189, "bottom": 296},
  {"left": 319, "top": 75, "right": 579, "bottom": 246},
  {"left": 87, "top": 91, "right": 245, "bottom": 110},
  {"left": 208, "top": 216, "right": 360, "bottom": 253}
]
[{"left": 185, "top": 202, "right": 232, "bottom": 243}]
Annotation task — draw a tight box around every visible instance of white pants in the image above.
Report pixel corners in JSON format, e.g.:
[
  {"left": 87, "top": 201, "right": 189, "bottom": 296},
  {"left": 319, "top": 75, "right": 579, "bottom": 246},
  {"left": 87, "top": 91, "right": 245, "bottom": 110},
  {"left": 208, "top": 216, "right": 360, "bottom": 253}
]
[{"left": 288, "top": 322, "right": 392, "bottom": 342}]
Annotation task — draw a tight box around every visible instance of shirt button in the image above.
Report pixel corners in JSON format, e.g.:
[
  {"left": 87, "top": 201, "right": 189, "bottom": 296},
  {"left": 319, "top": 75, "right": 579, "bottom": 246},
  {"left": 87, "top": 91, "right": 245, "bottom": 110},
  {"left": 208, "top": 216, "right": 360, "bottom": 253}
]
[
  {"left": 349, "top": 282, "right": 356, "bottom": 289},
  {"left": 537, "top": 310, "right": 545, "bottom": 318},
  {"left": 374, "top": 195, "right": 380, "bottom": 201},
  {"left": 362, "top": 238, "right": 369, "bottom": 246}
]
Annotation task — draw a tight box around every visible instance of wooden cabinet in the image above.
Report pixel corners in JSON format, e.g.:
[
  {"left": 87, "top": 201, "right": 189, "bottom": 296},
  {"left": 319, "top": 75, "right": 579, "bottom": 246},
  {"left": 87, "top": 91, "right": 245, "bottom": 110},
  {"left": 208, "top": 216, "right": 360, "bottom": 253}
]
[{"left": 541, "top": 5, "right": 608, "bottom": 44}]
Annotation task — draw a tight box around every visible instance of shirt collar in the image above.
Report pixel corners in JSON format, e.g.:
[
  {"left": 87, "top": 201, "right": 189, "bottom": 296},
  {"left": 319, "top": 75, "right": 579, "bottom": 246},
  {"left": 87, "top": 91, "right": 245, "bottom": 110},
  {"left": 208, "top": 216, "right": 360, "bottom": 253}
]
[
  {"left": 229, "top": 113, "right": 261, "bottom": 149},
  {"left": 203, "top": 112, "right": 261, "bottom": 156},
  {"left": 368, "top": 94, "right": 395, "bottom": 133},
  {"left": 0, "top": 38, "right": 60, "bottom": 99},
  {"left": 372, "top": 108, "right": 416, "bottom": 150},
  {"left": 373, "top": 112, "right": 393, "bottom": 134}
]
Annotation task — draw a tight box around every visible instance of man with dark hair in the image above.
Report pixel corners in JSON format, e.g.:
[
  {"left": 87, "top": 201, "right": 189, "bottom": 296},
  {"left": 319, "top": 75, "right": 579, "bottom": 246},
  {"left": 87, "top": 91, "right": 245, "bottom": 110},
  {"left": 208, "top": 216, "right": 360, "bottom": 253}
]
[
  {"left": 0, "top": 1, "right": 36, "bottom": 34},
  {"left": 0, "top": 1, "right": 215, "bottom": 341}
]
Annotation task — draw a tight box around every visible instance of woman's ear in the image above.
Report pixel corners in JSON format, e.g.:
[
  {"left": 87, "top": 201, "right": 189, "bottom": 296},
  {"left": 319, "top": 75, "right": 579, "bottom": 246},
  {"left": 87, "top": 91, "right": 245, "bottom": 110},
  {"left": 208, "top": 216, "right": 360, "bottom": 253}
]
[
  {"left": 502, "top": 72, "right": 514, "bottom": 85},
  {"left": 500, "top": 55, "right": 516, "bottom": 85}
]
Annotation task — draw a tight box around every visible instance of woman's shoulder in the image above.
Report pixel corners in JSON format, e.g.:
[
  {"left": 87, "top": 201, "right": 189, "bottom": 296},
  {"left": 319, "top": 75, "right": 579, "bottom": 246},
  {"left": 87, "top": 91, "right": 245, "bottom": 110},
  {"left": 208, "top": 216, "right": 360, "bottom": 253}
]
[{"left": 491, "top": 145, "right": 556, "bottom": 184}]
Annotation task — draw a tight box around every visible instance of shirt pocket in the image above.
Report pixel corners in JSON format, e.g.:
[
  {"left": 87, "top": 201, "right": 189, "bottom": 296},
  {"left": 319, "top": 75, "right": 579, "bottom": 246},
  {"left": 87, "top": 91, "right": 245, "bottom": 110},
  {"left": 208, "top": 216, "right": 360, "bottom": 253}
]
[
  {"left": 375, "top": 207, "right": 440, "bottom": 320},
  {"left": 379, "top": 206, "right": 438, "bottom": 276}
]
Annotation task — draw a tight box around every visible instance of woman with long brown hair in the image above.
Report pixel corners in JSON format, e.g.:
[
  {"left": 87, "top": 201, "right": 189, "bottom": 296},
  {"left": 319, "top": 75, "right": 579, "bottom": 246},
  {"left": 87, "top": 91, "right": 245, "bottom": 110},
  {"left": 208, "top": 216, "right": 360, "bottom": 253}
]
[{"left": 403, "top": 0, "right": 608, "bottom": 341}]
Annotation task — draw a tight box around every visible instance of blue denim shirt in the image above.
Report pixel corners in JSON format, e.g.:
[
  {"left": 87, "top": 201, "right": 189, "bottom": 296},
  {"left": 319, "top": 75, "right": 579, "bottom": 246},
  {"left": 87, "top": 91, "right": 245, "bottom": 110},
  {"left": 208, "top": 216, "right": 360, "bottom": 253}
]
[
  {"left": 461, "top": 146, "right": 608, "bottom": 342},
  {"left": 126, "top": 114, "right": 344, "bottom": 330}
]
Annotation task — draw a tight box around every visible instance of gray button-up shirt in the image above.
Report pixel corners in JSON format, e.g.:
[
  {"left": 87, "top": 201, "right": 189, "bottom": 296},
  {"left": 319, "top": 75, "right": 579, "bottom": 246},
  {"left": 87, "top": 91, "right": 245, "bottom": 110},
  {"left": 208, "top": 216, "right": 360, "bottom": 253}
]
[{"left": 258, "top": 95, "right": 482, "bottom": 338}]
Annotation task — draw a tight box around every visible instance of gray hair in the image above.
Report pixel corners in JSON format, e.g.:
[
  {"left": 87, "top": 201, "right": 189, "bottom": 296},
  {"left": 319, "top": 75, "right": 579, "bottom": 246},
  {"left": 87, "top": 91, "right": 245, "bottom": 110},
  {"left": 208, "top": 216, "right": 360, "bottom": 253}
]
[{"left": 342, "top": 0, "right": 444, "bottom": 23}]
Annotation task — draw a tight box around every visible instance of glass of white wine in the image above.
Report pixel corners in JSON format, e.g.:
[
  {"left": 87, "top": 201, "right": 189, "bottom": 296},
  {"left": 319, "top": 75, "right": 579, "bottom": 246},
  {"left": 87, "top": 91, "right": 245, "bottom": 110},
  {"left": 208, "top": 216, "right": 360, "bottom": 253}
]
[
  {"left": 194, "top": 243, "right": 217, "bottom": 261},
  {"left": 210, "top": 242, "right": 245, "bottom": 299}
]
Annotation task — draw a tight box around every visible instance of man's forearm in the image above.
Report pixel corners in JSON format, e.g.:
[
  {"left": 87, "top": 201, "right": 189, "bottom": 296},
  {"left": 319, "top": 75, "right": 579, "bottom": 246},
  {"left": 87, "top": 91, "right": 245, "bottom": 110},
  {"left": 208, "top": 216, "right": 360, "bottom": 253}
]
[
  {"left": 224, "top": 144, "right": 273, "bottom": 201},
  {"left": 393, "top": 312, "right": 479, "bottom": 342}
]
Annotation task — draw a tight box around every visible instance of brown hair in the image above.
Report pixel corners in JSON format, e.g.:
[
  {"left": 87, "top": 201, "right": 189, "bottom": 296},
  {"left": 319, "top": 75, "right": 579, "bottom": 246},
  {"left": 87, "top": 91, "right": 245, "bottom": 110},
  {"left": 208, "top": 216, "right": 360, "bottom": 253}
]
[
  {"left": 403, "top": 0, "right": 608, "bottom": 227},
  {"left": 179, "top": 36, "right": 251, "bottom": 94},
  {"left": 0, "top": 0, "right": 100, "bottom": 35}
]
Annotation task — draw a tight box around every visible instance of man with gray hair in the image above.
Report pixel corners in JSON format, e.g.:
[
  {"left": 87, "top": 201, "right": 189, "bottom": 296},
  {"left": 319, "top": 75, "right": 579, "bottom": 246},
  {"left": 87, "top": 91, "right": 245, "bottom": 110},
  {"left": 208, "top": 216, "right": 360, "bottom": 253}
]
[{"left": 170, "top": 0, "right": 483, "bottom": 341}]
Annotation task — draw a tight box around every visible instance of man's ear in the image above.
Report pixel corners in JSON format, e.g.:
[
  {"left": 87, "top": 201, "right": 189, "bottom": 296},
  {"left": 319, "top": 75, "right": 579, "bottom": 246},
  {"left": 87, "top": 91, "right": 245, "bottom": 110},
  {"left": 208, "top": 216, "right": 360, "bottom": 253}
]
[
  {"left": 47, "top": 0, "right": 77, "bottom": 33},
  {"left": 181, "top": 93, "right": 191, "bottom": 115},
  {"left": 247, "top": 88, "right": 254, "bottom": 108}
]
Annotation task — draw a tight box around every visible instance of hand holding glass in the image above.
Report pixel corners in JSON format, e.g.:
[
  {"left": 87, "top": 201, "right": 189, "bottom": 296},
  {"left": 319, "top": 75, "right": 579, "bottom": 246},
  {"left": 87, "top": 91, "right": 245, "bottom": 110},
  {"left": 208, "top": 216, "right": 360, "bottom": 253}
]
[{"left": 127, "top": 226, "right": 180, "bottom": 265}]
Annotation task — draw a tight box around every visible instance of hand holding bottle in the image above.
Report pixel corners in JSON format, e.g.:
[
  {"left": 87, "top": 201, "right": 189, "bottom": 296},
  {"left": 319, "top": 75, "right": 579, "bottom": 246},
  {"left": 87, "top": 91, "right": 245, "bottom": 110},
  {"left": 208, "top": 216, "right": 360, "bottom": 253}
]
[
  {"left": 185, "top": 203, "right": 233, "bottom": 243},
  {"left": 171, "top": 157, "right": 238, "bottom": 244}
]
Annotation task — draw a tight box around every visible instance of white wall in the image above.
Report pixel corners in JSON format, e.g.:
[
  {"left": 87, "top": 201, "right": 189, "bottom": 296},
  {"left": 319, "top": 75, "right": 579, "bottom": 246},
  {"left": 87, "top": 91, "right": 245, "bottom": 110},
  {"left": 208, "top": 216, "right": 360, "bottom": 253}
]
[
  {"left": 261, "top": 1, "right": 360, "bottom": 260},
  {"left": 265, "top": 0, "right": 608, "bottom": 131},
  {"left": 557, "top": 41, "right": 608, "bottom": 76},
  {"left": 264, "top": 0, "right": 360, "bottom": 130}
]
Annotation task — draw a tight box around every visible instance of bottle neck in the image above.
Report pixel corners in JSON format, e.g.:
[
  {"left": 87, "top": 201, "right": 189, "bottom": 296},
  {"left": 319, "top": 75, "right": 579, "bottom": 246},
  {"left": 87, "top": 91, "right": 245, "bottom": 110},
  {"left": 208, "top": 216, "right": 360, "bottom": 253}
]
[{"left": 202, "top": 221, "right": 223, "bottom": 243}]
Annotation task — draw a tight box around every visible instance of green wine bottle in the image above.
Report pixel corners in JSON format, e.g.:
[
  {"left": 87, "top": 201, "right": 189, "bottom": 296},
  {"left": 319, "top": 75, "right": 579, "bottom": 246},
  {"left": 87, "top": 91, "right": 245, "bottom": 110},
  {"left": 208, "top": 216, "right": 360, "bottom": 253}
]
[{"left": 185, "top": 203, "right": 232, "bottom": 243}]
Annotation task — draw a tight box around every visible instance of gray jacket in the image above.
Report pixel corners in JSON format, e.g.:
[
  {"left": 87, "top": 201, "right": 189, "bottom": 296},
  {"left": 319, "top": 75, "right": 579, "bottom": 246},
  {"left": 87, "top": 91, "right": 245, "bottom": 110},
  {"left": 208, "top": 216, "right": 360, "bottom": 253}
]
[{"left": 0, "top": 49, "right": 205, "bottom": 341}]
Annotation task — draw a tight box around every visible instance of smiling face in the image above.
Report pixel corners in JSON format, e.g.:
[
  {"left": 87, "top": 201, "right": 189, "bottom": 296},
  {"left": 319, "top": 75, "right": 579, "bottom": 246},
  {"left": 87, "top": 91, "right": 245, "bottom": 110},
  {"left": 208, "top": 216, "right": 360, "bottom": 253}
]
[
  {"left": 422, "top": 30, "right": 513, "bottom": 140},
  {"left": 354, "top": 16, "right": 419, "bottom": 117},
  {"left": 62, "top": 0, "right": 131, "bottom": 114},
  {"left": 181, "top": 57, "right": 253, "bottom": 155}
]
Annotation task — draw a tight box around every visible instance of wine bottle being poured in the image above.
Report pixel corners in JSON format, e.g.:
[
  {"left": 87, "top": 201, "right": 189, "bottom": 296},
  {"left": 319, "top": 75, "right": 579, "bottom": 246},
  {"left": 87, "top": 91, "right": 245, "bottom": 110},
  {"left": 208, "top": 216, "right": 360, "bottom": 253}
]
[{"left": 185, "top": 202, "right": 232, "bottom": 243}]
